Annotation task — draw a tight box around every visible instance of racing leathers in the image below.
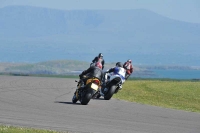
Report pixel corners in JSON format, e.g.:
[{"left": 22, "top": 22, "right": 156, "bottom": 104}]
[
  {"left": 79, "top": 65, "right": 104, "bottom": 85},
  {"left": 105, "top": 66, "right": 126, "bottom": 84},
  {"left": 123, "top": 61, "right": 133, "bottom": 80},
  {"left": 92, "top": 56, "right": 105, "bottom": 70}
]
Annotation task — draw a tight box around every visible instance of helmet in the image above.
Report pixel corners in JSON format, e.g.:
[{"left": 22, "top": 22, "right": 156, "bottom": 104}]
[
  {"left": 127, "top": 59, "right": 132, "bottom": 63},
  {"left": 98, "top": 53, "right": 103, "bottom": 58},
  {"left": 116, "top": 62, "right": 123, "bottom": 67},
  {"left": 95, "top": 62, "right": 102, "bottom": 69}
]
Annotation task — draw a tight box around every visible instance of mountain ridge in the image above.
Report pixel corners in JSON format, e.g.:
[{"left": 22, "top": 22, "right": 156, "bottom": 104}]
[{"left": 0, "top": 6, "right": 200, "bottom": 66}]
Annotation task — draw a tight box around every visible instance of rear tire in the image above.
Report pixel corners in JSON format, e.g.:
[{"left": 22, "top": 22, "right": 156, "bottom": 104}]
[
  {"left": 80, "top": 92, "right": 92, "bottom": 105},
  {"left": 104, "top": 85, "right": 116, "bottom": 100}
]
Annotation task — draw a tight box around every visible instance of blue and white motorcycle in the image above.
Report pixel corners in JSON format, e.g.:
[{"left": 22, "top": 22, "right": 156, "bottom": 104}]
[{"left": 98, "top": 71, "right": 125, "bottom": 100}]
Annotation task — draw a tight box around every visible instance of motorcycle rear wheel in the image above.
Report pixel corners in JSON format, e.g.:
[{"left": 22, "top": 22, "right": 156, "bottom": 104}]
[
  {"left": 104, "top": 85, "right": 116, "bottom": 100},
  {"left": 80, "top": 92, "right": 92, "bottom": 105}
]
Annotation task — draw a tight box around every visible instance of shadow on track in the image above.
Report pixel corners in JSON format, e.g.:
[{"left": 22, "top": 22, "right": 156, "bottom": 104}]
[
  {"left": 54, "top": 101, "right": 81, "bottom": 105},
  {"left": 54, "top": 97, "right": 105, "bottom": 105}
]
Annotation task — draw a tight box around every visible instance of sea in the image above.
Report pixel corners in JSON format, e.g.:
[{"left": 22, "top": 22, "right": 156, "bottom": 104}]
[{"left": 132, "top": 69, "right": 200, "bottom": 80}]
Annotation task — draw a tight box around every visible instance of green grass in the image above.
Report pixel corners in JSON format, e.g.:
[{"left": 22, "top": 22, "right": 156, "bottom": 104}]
[
  {"left": 114, "top": 80, "right": 200, "bottom": 112},
  {"left": 0, "top": 125, "right": 63, "bottom": 133}
]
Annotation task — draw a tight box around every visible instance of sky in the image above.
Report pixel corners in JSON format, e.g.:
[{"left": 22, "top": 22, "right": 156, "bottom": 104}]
[{"left": 0, "top": 0, "right": 200, "bottom": 24}]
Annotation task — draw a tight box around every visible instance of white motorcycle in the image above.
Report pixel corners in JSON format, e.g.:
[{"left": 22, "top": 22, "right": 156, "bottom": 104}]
[{"left": 98, "top": 72, "right": 125, "bottom": 100}]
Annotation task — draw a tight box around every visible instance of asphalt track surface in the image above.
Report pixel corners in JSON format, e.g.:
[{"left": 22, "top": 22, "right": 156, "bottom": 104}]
[{"left": 0, "top": 75, "right": 199, "bottom": 133}]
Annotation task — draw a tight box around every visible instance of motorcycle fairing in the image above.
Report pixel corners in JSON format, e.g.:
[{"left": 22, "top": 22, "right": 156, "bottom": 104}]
[{"left": 106, "top": 75, "right": 122, "bottom": 87}]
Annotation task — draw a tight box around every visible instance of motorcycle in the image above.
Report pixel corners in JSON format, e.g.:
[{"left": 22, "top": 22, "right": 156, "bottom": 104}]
[
  {"left": 72, "top": 75, "right": 101, "bottom": 105},
  {"left": 98, "top": 72, "right": 125, "bottom": 100}
]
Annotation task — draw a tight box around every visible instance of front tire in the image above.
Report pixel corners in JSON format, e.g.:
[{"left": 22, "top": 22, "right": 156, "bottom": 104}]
[
  {"left": 104, "top": 85, "right": 116, "bottom": 100},
  {"left": 72, "top": 94, "right": 78, "bottom": 103}
]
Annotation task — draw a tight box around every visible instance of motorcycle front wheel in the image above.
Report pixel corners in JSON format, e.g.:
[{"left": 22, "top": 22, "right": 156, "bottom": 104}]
[{"left": 72, "top": 94, "right": 78, "bottom": 103}]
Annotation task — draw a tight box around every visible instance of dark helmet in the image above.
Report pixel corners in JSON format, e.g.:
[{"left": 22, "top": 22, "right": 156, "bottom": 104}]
[
  {"left": 95, "top": 62, "right": 102, "bottom": 69},
  {"left": 127, "top": 59, "right": 132, "bottom": 63},
  {"left": 98, "top": 53, "right": 103, "bottom": 58},
  {"left": 116, "top": 62, "right": 123, "bottom": 67}
]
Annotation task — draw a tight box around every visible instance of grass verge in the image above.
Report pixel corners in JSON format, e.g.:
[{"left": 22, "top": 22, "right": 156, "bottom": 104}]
[
  {"left": 0, "top": 125, "right": 63, "bottom": 133},
  {"left": 114, "top": 79, "right": 200, "bottom": 112}
]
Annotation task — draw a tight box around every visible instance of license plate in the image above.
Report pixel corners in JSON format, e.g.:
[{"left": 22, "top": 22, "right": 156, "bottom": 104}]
[{"left": 91, "top": 83, "right": 98, "bottom": 91}]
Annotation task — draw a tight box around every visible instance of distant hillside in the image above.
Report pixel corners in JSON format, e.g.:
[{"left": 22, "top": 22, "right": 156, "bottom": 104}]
[
  {"left": 0, "top": 6, "right": 200, "bottom": 66},
  {"left": 0, "top": 60, "right": 199, "bottom": 79},
  {"left": 0, "top": 60, "right": 117, "bottom": 75}
]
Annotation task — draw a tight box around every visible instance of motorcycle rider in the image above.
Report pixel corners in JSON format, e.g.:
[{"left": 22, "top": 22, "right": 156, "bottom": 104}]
[
  {"left": 123, "top": 59, "right": 133, "bottom": 80},
  {"left": 105, "top": 62, "right": 126, "bottom": 82},
  {"left": 98, "top": 62, "right": 126, "bottom": 97},
  {"left": 74, "top": 62, "right": 104, "bottom": 96},
  {"left": 91, "top": 53, "right": 105, "bottom": 70},
  {"left": 102, "top": 62, "right": 126, "bottom": 88}
]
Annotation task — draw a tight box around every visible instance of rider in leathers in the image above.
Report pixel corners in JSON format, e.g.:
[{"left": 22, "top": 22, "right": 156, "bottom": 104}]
[
  {"left": 123, "top": 59, "right": 133, "bottom": 80},
  {"left": 73, "top": 62, "right": 104, "bottom": 100},
  {"left": 92, "top": 53, "right": 105, "bottom": 70},
  {"left": 105, "top": 62, "right": 126, "bottom": 84},
  {"left": 79, "top": 62, "right": 104, "bottom": 86},
  {"left": 99, "top": 62, "right": 126, "bottom": 96}
]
